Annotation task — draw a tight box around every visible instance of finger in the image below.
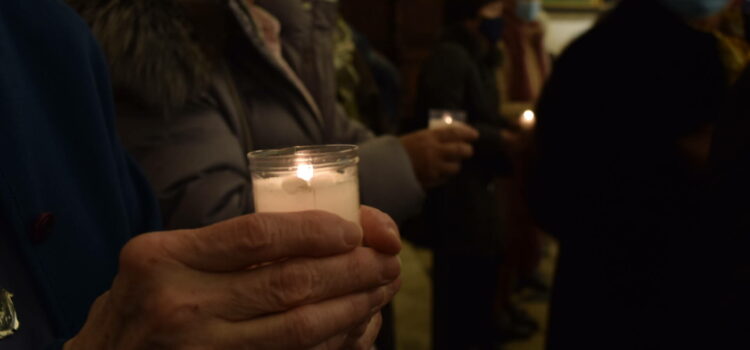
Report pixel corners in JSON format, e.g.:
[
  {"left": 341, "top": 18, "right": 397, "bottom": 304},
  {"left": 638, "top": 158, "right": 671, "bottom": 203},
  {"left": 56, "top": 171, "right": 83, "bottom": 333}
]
[
  {"left": 315, "top": 317, "right": 374, "bottom": 350},
  {"left": 438, "top": 142, "right": 474, "bottom": 161},
  {"left": 347, "top": 317, "right": 374, "bottom": 343},
  {"left": 161, "top": 211, "right": 363, "bottom": 272},
  {"left": 354, "top": 312, "right": 383, "bottom": 349},
  {"left": 208, "top": 248, "right": 401, "bottom": 320},
  {"left": 433, "top": 124, "right": 479, "bottom": 142},
  {"left": 333, "top": 312, "right": 382, "bottom": 350},
  {"left": 360, "top": 206, "right": 401, "bottom": 255},
  {"left": 211, "top": 283, "right": 400, "bottom": 349},
  {"left": 439, "top": 161, "right": 462, "bottom": 177}
]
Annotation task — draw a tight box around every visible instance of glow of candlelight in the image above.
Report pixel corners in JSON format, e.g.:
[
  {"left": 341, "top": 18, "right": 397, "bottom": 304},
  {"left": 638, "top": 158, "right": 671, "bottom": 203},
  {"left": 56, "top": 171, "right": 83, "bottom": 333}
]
[{"left": 521, "top": 110, "right": 536, "bottom": 124}]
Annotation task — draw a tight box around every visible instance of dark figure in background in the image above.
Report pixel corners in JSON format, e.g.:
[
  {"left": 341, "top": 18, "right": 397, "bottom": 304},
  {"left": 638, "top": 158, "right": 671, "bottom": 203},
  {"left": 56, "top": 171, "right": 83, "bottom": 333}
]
[
  {"left": 530, "top": 0, "right": 740, "bottom": 348},
  {"left": 707, "top": 65, "right": 750, "bottom": 350},
  {"left": 410, "top": 0, "right": 517, "bottom": 348},
  {"left": 335, "top": 19, "right": 403, "bottom": 136}
]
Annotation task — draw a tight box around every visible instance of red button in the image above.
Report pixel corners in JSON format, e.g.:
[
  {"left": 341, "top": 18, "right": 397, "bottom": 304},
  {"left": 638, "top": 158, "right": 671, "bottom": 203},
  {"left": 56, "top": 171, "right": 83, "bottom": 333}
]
[{"left": 30, "top": 212, "right": 55, "bottom": 244}]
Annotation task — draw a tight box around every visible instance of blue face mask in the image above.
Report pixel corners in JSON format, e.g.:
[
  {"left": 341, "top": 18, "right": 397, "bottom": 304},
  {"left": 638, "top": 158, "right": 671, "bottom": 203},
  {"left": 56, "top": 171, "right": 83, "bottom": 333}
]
[
  {"left": 480, "top": 18, "right": 505, "bottom": 43},
  {"left": 516, "top": 0, "right": 543, "bottom": 22},
  {"left": 660, "top": 0, "right": 733, "bottom": 19}
]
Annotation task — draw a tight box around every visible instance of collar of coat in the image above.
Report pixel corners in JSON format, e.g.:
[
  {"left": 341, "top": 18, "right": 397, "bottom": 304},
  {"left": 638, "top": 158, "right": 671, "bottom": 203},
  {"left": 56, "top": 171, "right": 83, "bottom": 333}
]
[
  {"left": 65, "top": 0, "right": 221, "bottom": 108},
  {"left": 65, "top": 0, "right": 323, "bottom": 121}
]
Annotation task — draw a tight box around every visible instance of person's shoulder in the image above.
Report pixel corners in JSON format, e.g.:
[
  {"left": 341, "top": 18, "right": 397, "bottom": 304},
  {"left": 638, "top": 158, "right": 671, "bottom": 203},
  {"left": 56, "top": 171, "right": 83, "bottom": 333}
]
[
  {"left": 65, "top": 0, "right": 216, "bottom": 109},
  {"left": 424, "top": 41, "right": 475, "bottom": 74},
  {"left": 432, "top": 42, "right": 473, "bottom": 61},
  {"left": 1, "top": 0, "right": 96, "bottom": 47},
  {"left": 550, "top": 14, "right": 621, "bottom": 73}
]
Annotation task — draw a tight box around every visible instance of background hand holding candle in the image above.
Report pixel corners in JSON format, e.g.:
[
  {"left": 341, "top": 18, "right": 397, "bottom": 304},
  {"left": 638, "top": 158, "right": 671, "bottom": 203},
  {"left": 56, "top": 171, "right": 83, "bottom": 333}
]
[
  {"left": 429, "top": 109, "right": 468, "bottom": 129},
  {"left": 400, "top": 124, "right": 479, "bottom": 188}
]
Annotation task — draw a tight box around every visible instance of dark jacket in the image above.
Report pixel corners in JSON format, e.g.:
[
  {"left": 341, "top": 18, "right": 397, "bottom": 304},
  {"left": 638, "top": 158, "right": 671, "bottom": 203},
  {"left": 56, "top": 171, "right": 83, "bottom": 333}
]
[
  {"left": 705, "top": 66, "right": 750, "bottom": 347},
  {"left": 0, "top": 0, "right": 161, "bottom": 348},
  {"left": 411, "top": 24, "right": 510, "bottom": 256},
  {"left": 530, "top": 0, "right": 729, "bottom": 348},
  {"left": 67, "top": 0, "right": 424, "bottom": 229}
]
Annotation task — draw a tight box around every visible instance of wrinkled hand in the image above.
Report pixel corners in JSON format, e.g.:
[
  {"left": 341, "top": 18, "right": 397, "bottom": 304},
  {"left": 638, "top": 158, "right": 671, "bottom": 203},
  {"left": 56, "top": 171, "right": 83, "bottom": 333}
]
[
  {"left": 401, "top": 125, "right": 479, "bottom": 188},
  {"left": 65, "top": 207, "right": 402, "bottom": 349}
]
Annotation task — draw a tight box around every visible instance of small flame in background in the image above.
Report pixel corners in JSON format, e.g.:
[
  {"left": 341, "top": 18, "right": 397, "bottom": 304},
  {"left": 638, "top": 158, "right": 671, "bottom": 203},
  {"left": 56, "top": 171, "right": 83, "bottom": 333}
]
[
  {"left": 520, "top": 110, "right": 536, "bottom": 129},
  {"left": 443, "top": 114, "right": 454, "bottom": 125},
  {"left": 296, "top": 162, "right": 314, "bottom": 182},
  {"left": 522, "top": 110, "right": 535, "bottom": 123}
]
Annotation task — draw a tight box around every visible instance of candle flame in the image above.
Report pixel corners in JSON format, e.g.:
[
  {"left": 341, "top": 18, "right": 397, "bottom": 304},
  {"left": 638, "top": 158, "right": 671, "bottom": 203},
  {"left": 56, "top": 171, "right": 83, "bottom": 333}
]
[
  {"left": 522, "top": 110, "right": 536, "bottom": 124},
  {"left": 296, "top": 162, "right": 314, "bottom": 182},
  {"left": 443, "top": 114, "right": 454, "bottom": 125}
]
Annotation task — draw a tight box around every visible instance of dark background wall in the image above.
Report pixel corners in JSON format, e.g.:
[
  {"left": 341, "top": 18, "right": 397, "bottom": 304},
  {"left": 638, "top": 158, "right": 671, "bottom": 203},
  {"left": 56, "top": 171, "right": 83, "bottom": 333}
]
[{"left": 340, "top": 0, "right": 446, "bottom": 125}]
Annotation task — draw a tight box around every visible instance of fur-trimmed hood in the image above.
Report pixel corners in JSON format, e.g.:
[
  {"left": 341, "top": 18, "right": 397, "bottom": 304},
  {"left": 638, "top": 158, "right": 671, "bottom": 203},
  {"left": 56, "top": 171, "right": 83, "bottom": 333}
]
[{"left": 66, "top": 0, "right": 223, "bottom": 108}]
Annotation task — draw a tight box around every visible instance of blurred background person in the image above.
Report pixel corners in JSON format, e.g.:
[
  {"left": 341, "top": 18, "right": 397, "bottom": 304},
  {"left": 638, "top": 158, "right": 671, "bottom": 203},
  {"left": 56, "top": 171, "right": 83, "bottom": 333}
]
[
  {"left": 706, "top": 64, "right": 750, "bottom": 350},
  {"left": 495, "top": 0, "right": 552, "bottom": 321},
  {"left": 529, "top": 0, "right": 743, "bottom": 348},
  {"left": 499, "top": 0, "right": 551, "bottom": 119},
  {"left": 407, "top": 0, "right": 532, "bottom": 348}
]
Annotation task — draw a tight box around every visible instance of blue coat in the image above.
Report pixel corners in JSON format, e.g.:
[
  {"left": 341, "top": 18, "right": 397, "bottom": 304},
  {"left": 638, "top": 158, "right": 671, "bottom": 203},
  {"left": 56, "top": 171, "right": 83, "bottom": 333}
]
[{"left": 0, "top": 0, "right": 162, "bottom": 348}]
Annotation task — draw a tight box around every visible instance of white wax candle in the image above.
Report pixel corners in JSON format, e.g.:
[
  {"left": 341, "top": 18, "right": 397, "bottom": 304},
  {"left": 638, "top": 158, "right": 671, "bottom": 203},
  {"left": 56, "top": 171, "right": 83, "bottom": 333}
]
[{"left": 253, "top": 165, "right": 360, "bottom": 224}]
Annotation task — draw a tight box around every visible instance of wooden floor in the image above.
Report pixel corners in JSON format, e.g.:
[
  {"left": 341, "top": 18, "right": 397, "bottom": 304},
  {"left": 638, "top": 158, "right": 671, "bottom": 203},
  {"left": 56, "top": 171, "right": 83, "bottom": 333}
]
[{"left": 393, "top": 240, "right": 558, "bottom": 350}]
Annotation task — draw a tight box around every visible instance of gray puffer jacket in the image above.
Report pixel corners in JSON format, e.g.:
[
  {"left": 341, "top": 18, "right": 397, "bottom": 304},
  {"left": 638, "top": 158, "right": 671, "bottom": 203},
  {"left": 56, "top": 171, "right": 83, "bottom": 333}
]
[{"left": 67, "top": 0, "right": 423, "bottom": 229}]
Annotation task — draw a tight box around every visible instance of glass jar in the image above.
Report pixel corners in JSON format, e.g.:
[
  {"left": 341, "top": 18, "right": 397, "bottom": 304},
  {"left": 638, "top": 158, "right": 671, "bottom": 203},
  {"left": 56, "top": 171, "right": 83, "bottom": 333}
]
[
  {"left": 428, "top": 109, "right": 468, "bottom": 129},
  {"left": 248, "top": 145, "right": 360, "bottom": 224}
]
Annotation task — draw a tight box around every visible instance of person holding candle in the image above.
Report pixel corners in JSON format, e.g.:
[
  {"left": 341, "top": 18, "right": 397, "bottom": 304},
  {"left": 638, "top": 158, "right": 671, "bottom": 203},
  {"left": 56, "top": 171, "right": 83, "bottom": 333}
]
[
  {"left": 0, "top": 0, "right": 404, "bottom": 348},
  {"left": 410, "top": 0, "right": 540, "bottom": 348},
  {"left": 64, "top": 0, "right": 478, "bottom": 232},
  {"left": 529, "top": 0, "right": 744, "bottom": 348},
  {"left": 498, "top": 0, "right": 551, "bottom": 120}
]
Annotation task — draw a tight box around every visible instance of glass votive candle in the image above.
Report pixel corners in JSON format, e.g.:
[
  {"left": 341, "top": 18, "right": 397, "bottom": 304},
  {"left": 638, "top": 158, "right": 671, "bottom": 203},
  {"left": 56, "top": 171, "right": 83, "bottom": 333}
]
[
  {"left": 429, "top": 109, "right": 468, "bottom": 129},
  {"left": 248, "top": 145, "right": 360, "bottom": 224}
]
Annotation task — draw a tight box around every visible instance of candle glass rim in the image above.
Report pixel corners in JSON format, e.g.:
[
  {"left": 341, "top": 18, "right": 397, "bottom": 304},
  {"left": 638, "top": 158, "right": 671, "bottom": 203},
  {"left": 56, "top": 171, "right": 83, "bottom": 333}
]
[{"left": 248, "top": 145, "right": 359, "bottom": 173}]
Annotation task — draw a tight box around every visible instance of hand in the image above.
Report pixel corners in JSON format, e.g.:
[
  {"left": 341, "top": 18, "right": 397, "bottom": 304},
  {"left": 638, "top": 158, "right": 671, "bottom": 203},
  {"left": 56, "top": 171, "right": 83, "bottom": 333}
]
[
  {"left": 500, "top": 128, "right": 531, "bottom": 156},
  {"left": 400, "top": 124, "right": 479, "bottom": 188},
  {"left": 64, "top": 207, "right": 402, "bottom": 349}
]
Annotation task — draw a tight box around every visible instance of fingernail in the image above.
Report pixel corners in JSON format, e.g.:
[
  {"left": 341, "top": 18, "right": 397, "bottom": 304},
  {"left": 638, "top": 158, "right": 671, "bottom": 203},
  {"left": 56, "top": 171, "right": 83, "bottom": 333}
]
[
  {"left": 390, "top": 278, "right": 403, "bottom": 295},
  {"left": 381, "top": 255, "right": 401, "bottom": 282},
  {"left": 388, "top": 227, "right": 399, "bottom": 239},
  {"left": 369, "top": 286, "right": 388, "bottom": 313},
  {"left": 380, "top": 214, "right": 399, "bottom": 237},
  {"left": 341, "top": 221, "right": 363, "bottom": 247}
]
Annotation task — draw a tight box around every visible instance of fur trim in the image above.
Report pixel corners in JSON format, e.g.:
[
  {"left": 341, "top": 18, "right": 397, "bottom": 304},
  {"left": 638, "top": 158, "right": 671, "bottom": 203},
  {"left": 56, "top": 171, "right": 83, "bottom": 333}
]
[{"left": 66, "top": 0, "right": 215, "bottom": 108}]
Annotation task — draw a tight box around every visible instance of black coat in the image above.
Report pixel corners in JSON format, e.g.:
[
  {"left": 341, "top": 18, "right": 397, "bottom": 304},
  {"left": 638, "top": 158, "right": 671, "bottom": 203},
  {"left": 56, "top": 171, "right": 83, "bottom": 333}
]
[
  {"left": 530, "top": 0, "right": 730, "bottom": 348},
  {"left": 705, "top": 67, "right": 750, "bottom": 347},
  {"left": 410, "top": 25, "right": 510, "bottom": 257}
]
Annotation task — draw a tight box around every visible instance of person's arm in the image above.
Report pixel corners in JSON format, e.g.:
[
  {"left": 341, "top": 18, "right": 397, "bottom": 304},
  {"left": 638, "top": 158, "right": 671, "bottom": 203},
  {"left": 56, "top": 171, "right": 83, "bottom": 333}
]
[
  {"left": 115, "top": 94, "right": 252, "bottom": 230},
  {"left": 329, "top": 106, "right": 478, "bottom": 223},
  {"left": 419, "top": 44, "right": 512, "bottom": 176},
  {"left": 64, "top": 207, "right": 402, "bottom": 349}
]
